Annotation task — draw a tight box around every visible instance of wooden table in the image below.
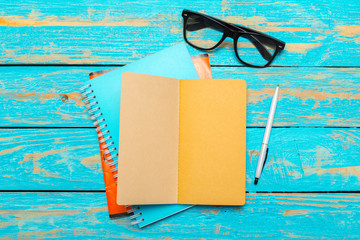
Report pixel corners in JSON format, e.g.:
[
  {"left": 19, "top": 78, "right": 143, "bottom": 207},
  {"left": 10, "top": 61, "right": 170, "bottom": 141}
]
[{"left": 1, "top": 0, "right": 360, "bottom": 239}]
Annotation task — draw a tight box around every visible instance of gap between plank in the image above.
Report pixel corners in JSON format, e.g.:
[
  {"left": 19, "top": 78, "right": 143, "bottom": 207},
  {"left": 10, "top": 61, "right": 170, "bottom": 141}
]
[
  {"left": 0, "top": 190, "right": 359, "bottom": 194},
  {"left": 1, "top": 126, "right": 360, "bottom": 129},
  {"left": 0, "top": 64, "right": 359, "bottom": 68}
]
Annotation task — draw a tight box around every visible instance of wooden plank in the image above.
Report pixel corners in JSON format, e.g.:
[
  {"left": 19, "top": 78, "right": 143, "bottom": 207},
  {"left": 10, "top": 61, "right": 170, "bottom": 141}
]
[
  {"left": 0, "top": 0, "right": 359, "bottom": 65},
  {"left": 1, "top": 128, "right": 360, "bottom": 191},
  {"left": 0, "top": 128, "right": 102, "bottom": 190},
  {"left": 0, "top": 192, "right": 359, "bottom": 239},
  {"left": 1, "top": 66, "right": 359, "bottom": 127}
]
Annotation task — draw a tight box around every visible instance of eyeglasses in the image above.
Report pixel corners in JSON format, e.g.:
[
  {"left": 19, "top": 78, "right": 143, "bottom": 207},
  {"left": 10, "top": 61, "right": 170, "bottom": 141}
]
[{"left": 182, "top": 10, "right": 286, "bottom": 68}]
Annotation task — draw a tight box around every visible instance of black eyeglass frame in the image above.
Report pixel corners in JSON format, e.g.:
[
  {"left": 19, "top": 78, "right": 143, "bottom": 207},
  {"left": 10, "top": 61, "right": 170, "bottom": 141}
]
[{"left": 182, "top": 9, "right": 286, "bottom": 68}]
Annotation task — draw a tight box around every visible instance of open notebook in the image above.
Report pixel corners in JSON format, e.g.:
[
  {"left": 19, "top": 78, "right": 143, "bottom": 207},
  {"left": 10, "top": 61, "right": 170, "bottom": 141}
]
[{"left": 117, "top": 73, "right": 247, "bottom": 206}]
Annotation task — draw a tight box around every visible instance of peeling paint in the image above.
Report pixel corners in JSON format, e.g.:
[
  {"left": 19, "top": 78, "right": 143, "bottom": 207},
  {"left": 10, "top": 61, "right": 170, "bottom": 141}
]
[
  {"left": 285, "top": 43, "right": 323, "bottom": 54},
  {"left": 248, "top": 87, "right": 360, "bottom": 104},
  {"left": 0, "top": 209, "right": 79, "bottom": 220},
  {"left": 275, "top": 197, "right": 359, "bottom": 203},
  {"left": 81, "top": 154, "right": 100, "bottom": 169},
  {"left": 86, "top": 206, "right": 108, "bottom": 216},
  {"left": 223, "top": 16, "right": 268, "bottom": 26},
  {"left": 260, "top": 26, "right": 311, "bottom": 33},
  {"left": 0, "top": 89, "right": 84, "bottom": 106},
  {"left": 4, "top": 52, "right": 126, "bottom": 64},
  {"left": 339, "top": 130, "right": 360, "bottom": 141},
  {"left": 271, "top": 193, "right": 360, "bottom": 199},
  {"left": 301, "top": 137, "right": 360, "bottom": 180},
  {"left": 278, "top": 201, "right": 347, "bottom": 208},
  {"left": 200, "top": 209, "right": 220, "bottom": 216},
  {"left": 303, "top": 165, "right": 360, "bottom": 180},
  {"left": 55, "top": 110, "right": 73, "bottom": 120},
  {"left": 0, "top": 221, "right": 10, "bottom": 229},
  {"left": 3, "top": 117, "right": 51, "bottom": 125},
  {"left": 283, "top": 209, "right": 310, "bottom": 216},
  {"left": 19, "top": 229, "right": 66, "bottom": 239},
  {"left": 248, "top": 149, "right": 260, "bottom": 162},
  {"left": 335, "top": 25, "right": 360, "bottom": 37},
  {"left": 0, "top": 145, "right": 23, "bottom": 155},
  {"left": 0, "top": 13, "right": 150, "bottom": 27},
  {"left": 221, "top": 0, "right": 231, "bottom": 16},
  {"left": 19, "top": 149, "right": 67, "bottom": 178}
]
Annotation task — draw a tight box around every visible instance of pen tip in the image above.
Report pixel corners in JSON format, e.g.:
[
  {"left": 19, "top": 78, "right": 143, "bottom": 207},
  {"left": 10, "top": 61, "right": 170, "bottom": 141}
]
[
  {"left": 277, "top": 84, "right": 279, "bottom": 87},
  {"left": 254, "top": 178, "right": 258, "bottom": 185}
]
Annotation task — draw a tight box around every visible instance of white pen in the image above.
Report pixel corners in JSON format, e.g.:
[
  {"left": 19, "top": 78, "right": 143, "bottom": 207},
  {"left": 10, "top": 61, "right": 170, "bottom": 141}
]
[{"left": 254, "top": 85, "right": 279, "bottom": 185}]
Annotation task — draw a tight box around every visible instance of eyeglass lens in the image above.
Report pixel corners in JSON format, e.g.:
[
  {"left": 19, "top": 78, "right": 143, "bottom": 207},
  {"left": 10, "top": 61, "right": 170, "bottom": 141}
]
[{"left": 185, "top": 14, "right": 225, "bottom": 49}]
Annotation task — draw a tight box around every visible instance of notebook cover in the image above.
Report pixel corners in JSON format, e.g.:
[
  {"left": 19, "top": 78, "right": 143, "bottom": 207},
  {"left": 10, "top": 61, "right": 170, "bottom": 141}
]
[
  {"left": 117, "top": 74, "right": 246, "bottom": 206},
  {"left": 132, "top": 204, "right": 193, "bottom": 228}
]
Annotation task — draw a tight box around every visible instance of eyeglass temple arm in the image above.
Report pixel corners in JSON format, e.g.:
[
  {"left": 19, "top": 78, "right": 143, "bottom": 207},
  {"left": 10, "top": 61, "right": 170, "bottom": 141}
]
[{"left": 186, "top": 22, "right": 272, "bottom": 61}]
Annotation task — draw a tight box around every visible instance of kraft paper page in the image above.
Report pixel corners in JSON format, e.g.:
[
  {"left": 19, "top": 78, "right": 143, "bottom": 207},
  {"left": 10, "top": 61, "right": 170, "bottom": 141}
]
[
  {"left": 178, "top": 79, "right": 247, "bottom": 205},
  {"left": 117, "top": 72, "right": 180, "bottom": 205}
]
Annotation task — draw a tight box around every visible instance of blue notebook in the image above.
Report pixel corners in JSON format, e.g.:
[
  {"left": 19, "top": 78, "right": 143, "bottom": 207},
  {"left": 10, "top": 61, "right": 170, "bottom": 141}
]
[
  {"left": 130, "top": 204, "right": 193, "bottom": 228},
  {"left": 81, "top": 42, "right": 198, "bottom": 227}
]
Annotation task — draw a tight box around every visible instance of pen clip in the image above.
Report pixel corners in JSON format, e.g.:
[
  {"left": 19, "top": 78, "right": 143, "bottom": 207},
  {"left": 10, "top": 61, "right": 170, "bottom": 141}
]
[{"left": 262, "top": 148, "right": 269, "bottom": 172}]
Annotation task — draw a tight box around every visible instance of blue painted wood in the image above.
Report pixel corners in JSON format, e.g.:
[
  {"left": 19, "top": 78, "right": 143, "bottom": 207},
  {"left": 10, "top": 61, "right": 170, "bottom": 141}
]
[
  {"left": 1, "top": 128, "right": 359, "bottom": 191},
  {"left": 0, "top": 129, "right": 102, "bottom": 190},
  {"left": 0, "top": 0, "right": 359, "bottom": 238},
  {"left": 1, "top": 66, "right": 359, "bottom": 127},
  {"left": 0, "top": 0, "right": 359, "bottom": 65},
  {"left": 0, "top": 192, "right": 359, "bottom": 239}
]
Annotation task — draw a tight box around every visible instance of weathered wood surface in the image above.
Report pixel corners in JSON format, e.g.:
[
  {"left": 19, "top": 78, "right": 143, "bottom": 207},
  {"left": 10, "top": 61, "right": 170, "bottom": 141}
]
[
  {"left": 0, "top": 0, "right": 360, "bottom": 66},
  {"left": 1, "top": 66, "right": 359, "bottom": 127},
  {"left": 1, "top": 192, "right": 360, "bottom": 239},
  {"left": 1, "top": 128, "right": 359, "bottom": 191},
  {"left": 0, "top": 129, "right": 101, "bottom": 190},
  {"left": 1, "top": 0, "right": 360, "bottom": 238}
]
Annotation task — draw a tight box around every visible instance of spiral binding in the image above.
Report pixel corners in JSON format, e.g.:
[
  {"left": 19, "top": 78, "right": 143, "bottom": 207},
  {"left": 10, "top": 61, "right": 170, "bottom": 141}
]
[
  {"left": 80, "top": 84, "right": 118, "bottom": 179},
  {"left": 81, "top": 82, "right": 143, "bottom": 225},
  {"left": 129, "top": 206, "right": 145, "bottom": 225},
  {"left": 126, "top": 206, "right": 134, "bottom": 214}
]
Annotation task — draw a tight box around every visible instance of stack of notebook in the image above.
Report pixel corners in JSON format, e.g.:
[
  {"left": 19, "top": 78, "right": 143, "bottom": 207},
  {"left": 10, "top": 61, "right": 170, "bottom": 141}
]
[{"left": 81, "top": 42, "right": 247, "bottom": 228}]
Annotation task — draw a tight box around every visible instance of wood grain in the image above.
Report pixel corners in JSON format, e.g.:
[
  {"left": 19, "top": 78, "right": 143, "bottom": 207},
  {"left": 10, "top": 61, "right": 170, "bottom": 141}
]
[
  {"left": 0, "top": 192, "right": 359, "bottom": 239},
  {"left": 1, "top": 0, "right": 359, "bottom": 238},
  {"left": 0, "top": 128, "right": 102, "bottom": 190},
  {"left": 0, "top": 0, "right": 359, "bottom": 65},
  {"left": 1, "top": 66, "right": 359, "bottom": 127},
  {"left": 1, "top": 128, "right": 359, "bottom": 191}
]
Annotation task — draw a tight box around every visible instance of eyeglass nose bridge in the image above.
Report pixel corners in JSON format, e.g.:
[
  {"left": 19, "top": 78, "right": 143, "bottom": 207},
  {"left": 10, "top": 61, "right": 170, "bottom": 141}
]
[{"left": 226, "top": 30, "right": 239, "bottom": 40}]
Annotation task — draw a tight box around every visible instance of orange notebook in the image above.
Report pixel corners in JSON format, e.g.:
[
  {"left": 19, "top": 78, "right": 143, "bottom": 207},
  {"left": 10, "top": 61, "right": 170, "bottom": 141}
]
[{"left": 87, "top": 54, "right": 212, "bottom": 217}]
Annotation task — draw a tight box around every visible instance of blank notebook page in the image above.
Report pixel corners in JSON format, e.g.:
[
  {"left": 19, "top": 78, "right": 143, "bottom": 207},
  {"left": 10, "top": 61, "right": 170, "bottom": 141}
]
[
  {"left": 178, "top": 79, "right": 247, "bottom": 205},
  {"left": 117, "top": 73, "right": 179, "bottom": 205}
]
